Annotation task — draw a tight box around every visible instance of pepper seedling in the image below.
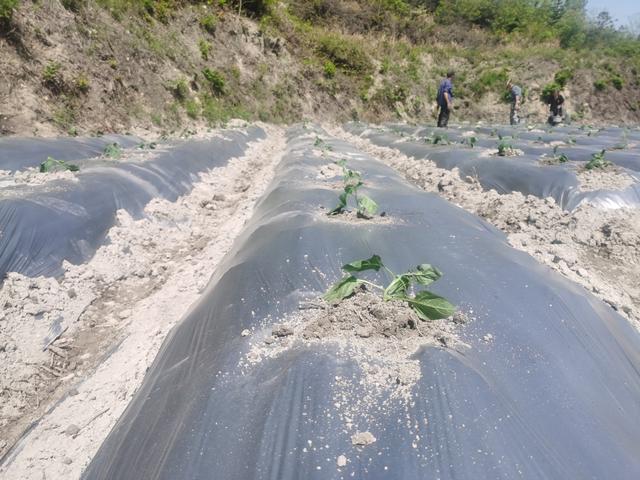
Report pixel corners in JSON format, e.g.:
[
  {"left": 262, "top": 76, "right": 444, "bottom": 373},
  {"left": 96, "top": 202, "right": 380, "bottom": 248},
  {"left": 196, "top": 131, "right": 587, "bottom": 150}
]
[
  {"left": 324, "top": 254, "right": 456, "bottom": 321},
  {"left": 39, "top": 157, "right": 80, "bottom": 173},
  {"left": 585, "top": 149, "right": 611, "bottom": 170},
  {"left": 328, "top": 159, "right": 378, "bottom": 218}
]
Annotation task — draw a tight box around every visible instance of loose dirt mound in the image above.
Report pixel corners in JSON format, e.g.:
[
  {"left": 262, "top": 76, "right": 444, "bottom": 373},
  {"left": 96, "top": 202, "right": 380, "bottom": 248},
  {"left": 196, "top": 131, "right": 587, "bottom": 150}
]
[{"left": 243, "top": 291, "right": 468, "bottom": 403}]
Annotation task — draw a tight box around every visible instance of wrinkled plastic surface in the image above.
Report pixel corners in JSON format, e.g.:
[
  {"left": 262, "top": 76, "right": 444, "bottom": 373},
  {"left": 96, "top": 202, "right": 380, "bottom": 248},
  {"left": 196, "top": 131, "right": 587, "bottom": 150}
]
[
  {"left": 346, "top": 123, "right": 640, "bottom": 210},
  {"left": 0, "top": 128, "right": 264, "bottom": 279},
  {"left": 83, "top": 126, "right": 640, "bottom": 480},
  {"left": 0, "top": 135, "right": 141, "bottom": 172}
]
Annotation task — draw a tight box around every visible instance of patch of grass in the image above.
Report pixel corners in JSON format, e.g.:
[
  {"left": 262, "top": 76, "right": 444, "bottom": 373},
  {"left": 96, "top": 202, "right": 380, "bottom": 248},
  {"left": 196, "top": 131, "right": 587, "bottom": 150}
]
[
  {"left": 0, "top": 0, "right": 18, "bottom": 22},
  {"left": 171, "top": 78, "right": 189, "bottom": 101},
  {"left": 52, "top": 104, "right": 75, "bottom": 130},
  {"left": 469, "top": 68, "right": 508, "bottom": 97},
  {"left": 200, "top": 94, "right": 249, "bottom": 125},
  {"left": 61, "top": 0, "right": 85, "bottom": 12},
  {"left": 202, "top": 67, "right": 225, "bottom": 95},
  {"left": 185, "top": 98, "right": 200, "bottom": 119},
  {"left": 198, "top": 38, "right": 211, "bottom": 60},
  {"left": 74, "top": 74, "right": 90, "bottom": 94},
  {"left": 554, "top": 69, "right": 573, "bottom": 87},
  {"left": 103, "top": 143, "right": 122, "bottom": 159},
  {"left": 42, "top": 62, "right": 64, "bottom": 93},
  {"left": 317, "top": 33, "right": 372, "bottom": 75},
  {"left": 200, "top": 13, "right": 218, "bottom": 34},
  {"left": 323, "top": 59, "right": 336, "bottom": 78}
]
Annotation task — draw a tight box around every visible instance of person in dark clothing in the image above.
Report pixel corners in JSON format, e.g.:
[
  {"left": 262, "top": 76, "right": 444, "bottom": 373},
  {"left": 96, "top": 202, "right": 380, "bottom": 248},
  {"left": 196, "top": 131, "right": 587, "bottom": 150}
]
[
  {"left": 549, "top": 90, "right": 565, "bottom": 117},
  {"left": 506, "top": 80, "right": 522, "bottom": 125},
  {"left": 437, "top": 71, "right": 454, "bottom": 128}
]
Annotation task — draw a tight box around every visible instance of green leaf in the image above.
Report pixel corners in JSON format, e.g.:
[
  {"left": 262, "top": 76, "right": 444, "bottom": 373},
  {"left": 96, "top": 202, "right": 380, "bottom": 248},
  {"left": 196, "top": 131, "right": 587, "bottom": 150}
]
[
  {"left": 342, "top": 254, "right": 383, "bottom": 273},
  {"left": 323, "top": 275, "right": 362, "bottom": 302},
  {"left": 328, "top": 191, "right": 348, "bottom": 215},
  {"left": 384, "top": 275, "right": 409, "bottom": 300},
  {"left": 357, "top": 195, "right": 378, "bottom": 217},
  {"left": 336, "top": 159, "right": 347, "bottom": 169},
  {"left": 103, "top": 143, "right": 122, "bottom": 159},
  {"left": 39, "top": 157, "right": 80, "bottom": 173},
  {"left": 406, "top": 264, "right": 442, "bottom": 286},
  {"left": 407, "top": 291, "right": 455, "bottom": 321}
]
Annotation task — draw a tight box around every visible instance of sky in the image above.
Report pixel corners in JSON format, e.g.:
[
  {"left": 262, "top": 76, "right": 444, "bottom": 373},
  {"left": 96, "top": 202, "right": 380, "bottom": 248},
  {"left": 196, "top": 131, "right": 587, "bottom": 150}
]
[{"left": 587, "top": 0, "right": 640, "bottom": 26}]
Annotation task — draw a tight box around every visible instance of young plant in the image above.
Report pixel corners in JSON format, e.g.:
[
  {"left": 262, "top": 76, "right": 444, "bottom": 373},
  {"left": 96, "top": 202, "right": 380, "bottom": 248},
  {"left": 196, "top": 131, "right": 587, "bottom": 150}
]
[
  {"left": 103, "top": 143, "right": 122, "bottom": 159},
  {"left": 497, "top": 139, "right": 514, "bottom": 156},
  {"left": 39, "top": 157, "right": 79, "bottom": 173},
  {"left": 323, "top": 255, "right": 455, "bottom": 321},
  {"left": 585, "top": 150, "right": 611, "bottom": 170},
  {"left": 425, "top": 133, "right": 449, "bottom": 145},
  {"left": 328, "top": 159, "right": 378, "bottom": 218}
]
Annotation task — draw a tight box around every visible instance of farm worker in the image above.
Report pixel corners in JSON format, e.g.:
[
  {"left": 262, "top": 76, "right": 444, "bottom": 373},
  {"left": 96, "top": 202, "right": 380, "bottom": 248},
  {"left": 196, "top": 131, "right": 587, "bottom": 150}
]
[
  {"left": 549, "top": 90, "right": 565, "bottom": 118},
  {"left": 437, "top": 71, "right": 455, "bottom": 128},
  {"left": 506, "top": 79, "right": 522, "bottom": 125}
]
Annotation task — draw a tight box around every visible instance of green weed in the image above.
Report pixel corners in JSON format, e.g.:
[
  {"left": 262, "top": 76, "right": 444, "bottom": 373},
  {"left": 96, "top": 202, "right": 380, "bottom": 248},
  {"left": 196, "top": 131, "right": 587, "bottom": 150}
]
[
  {"left": 202, "top": 68, "right": 225, "bottom": 95},
  {"left": 199, "top": 39, "right": 211, "bottom": 60},
  {"left": 40, "top": 157, "right": 80, "bottom": 173},
  {"left": 585, "top": 150, "right": 611, "bottom": 170}
]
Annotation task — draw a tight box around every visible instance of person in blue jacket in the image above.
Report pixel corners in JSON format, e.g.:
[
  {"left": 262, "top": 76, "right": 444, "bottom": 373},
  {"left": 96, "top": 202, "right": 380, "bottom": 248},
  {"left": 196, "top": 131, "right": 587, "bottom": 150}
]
[{"left": 437, "top": 71, "right": 455, "bottom": 128}]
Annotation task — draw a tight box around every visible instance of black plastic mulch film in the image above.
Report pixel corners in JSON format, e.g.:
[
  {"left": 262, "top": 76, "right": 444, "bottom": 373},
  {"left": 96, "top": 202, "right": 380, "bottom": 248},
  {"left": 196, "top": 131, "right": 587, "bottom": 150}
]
[
  {"left": 0, "top": 128, "right": 265, "bottom": 280},
  {"left": 81, "top": 126, "right": 640, "bottom": 479},
  {"left": 345, "top": 123, "right": 640, "bottom": 211}
]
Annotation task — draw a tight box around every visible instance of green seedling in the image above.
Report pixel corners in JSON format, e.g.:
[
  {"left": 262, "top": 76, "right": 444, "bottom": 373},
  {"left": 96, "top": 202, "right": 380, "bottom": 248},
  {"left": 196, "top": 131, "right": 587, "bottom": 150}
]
[
  {"left": 103, "top": 142, "right": 122, "bottom": 159},
  {"left": 585, "top": 149, "right": 611, "bottom": 170},
  {"left": 328, "top": 159, "right": 378, "bottom": 218},
  {"left": 324, "top": 254, "right": 456, "bottom": 321},
  {"left": 39, "top": 157, "right": 79, "bottom": 173},
  {"left": 425, "top": 133, "right": 449, "bottom": 145},
  {"left": 497, "top": 139, "right": 514, "bottom": 156},
  {"left": 314, "top": 136, "right": 333, "bottom": 152}
]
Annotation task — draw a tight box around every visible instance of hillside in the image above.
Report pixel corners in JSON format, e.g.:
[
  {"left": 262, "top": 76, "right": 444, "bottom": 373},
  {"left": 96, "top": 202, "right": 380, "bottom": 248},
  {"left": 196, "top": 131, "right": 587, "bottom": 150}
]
[{"left": 1, "top": 0, "right": 640, "bottom": 136}]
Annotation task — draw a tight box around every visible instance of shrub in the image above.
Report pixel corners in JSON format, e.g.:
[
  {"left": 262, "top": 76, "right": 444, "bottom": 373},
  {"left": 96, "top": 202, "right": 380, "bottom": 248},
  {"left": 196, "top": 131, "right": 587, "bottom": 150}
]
[
  {"left": 0, "top": 0, "right": 18, "bottom": 21},
  {"left": 42, "top": 62, "right": 65, "bottom": 93},
  {"left": 593, "top": 79, "right": 607, "bottom": 91},
  {"left": 198, "top": 39, "right": 211, "bottom": 60},
  {"left": 185, "top": 99, "right": 200, "bottom": 119},
  {"left": 554, "top": 69, "right": 573, "bottom": 87},
  {"left": 610, "top": 75, "right": 623, "bottom": 90},
  {"left": 202, "top": 68, "right": 226, "bottom": 95},
  {"left": 323, "top": 60, "right": 336, "bottom": 78},
  {"left": 61, "top": 0, "right": 85, "bottom": 12},
  {"left": 171, "top": 78, "right": 189, "bottom": 101},
  {"left": 540, "top": 82, "right": 561, "bottom": 103},
  {"left": 317, "top": 34, "right": 372, "bottom": 75},
  {"left": 200, "top": 13, "right": 217, "bottom": 34}
]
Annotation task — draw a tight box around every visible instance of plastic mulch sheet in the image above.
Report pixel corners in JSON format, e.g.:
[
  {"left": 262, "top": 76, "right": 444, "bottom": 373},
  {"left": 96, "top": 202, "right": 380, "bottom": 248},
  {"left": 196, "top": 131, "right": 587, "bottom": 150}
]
[
  {"left": 0, "top": 135, "right": 142, "bottom": 173},
  {"left": 0, "top": 128, "right": 265, "bottom": 279},
  {"left": 345, "top": 123, "right": 640, "bottom": 211},
  {"left": 83, "top": 126, "right": 640, "bottom": 480}
]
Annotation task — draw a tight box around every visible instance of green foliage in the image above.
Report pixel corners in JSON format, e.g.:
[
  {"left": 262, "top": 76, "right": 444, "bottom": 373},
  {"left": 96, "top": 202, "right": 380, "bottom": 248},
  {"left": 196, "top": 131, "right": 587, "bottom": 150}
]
[
  {"left": 327, "top": 159, "right": 378, "bottom": 218},
  {"left": 199, "top": 39, "right": 211, "bottom": 60},
  {"left": 425, "top": 133, "right": 449, "bottom": 145},
  {"left": 200, "top": 13, "right": 218, "bottom": 34},
  {"left": 541, "top": 82, "right": 561, "bottom": 102},
  {"left": 202, "top": 68, "right": 225, "bottom": 95},
  {"left": 171, "top": 78, "right": 189, "bottom": 101},
  {"left": 74, "top": 74, "right": 90, "bottom": 93},
  {"left": 593, "top": 79, "right": 607, "bottom": 91},
  {"left": 61, "top": 0, "right": 85, "bottom": 12},
  {"left": 0, "top": 0, "right": 18, "bottom": 21},
  {"left": 103, "top": 143, "right": 122, "bottom": 159},
  {"left": 470, "top": 68, "right": 508, "bottom": 96},
  {"left": 324, "top": 254, "right": 456, "bottom": 321},
  {"left": 323, "top": 60, "right": 336, "bottom": 78},
  {"left": 42, "top": 62, "right": 65, "bottom": 93},
  {"left": 497, "top": 139, "right": 515, "bottom": 156},
  {"left": 585, "top": 150, "right": 611, "bottom": 170},
  {"left": 185, "top": 98, "right": 200, "bottom": 119},
  {"left": 554, "top": 69, "right": 573, "bottom": 87},
  {"left": 317, "top": 34, "right": 372, "bottom": 75},
  {"left": 610, "top": 74, "right": 623, "bottom": 90},
  {"left": 39, "top": 157, "right": 80, "bottom": 173}
]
